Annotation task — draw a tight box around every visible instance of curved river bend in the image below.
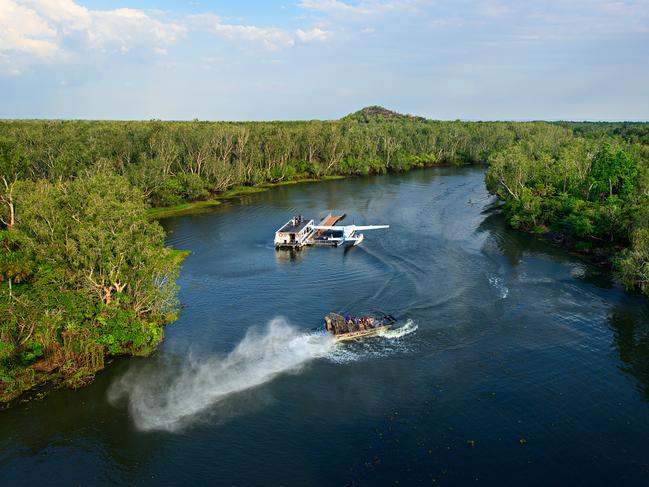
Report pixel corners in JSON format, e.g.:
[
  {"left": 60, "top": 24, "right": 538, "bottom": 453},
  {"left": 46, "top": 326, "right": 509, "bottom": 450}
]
[{"left": 2, "top": 167, "right": 649, "bottom": 486}]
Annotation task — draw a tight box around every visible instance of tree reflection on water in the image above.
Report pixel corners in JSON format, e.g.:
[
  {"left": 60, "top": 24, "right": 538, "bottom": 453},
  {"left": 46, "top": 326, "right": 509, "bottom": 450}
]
[{"left": 609, "top": 305, "right": 649, "bottom": 401}]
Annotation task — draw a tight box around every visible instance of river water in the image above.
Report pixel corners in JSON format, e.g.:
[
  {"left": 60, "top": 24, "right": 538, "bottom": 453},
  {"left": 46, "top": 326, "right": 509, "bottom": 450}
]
[{"left": 2, "top": 167, "right": 649, "bottom": 486}]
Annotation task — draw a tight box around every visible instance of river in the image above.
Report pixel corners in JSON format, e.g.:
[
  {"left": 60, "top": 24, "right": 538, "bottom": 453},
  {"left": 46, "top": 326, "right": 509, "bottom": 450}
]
[{"left": 2, "top": 167, "right": 649, "bottom": 486}]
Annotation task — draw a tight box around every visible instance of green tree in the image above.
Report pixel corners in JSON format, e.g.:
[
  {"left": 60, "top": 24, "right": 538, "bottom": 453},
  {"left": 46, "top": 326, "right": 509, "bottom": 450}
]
[
  {"left": 16, "top": 175, "right": 178, "bottom": 313},
  {"left": 589, "top": 144, "right": 637, "bottom": 200}
]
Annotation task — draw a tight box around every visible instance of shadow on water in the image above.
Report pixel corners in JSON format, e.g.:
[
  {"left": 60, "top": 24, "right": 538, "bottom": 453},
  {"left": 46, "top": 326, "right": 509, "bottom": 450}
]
[
  {"left": 477, "top": 200, "right": 614, "bottom": 290},
  {"left": 609, "top": 303, "right": 649, "bottom": 401},
  {"left": 274, "top": 248, "right": 305, "bottom": 264},
  {"left": 0, "top": 360, "right": 160, "bottom": 485}
]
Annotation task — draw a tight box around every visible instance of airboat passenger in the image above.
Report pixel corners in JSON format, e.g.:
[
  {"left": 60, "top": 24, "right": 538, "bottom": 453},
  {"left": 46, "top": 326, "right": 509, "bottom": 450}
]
[{"left": 325, "top": 319, "right": 333, "bottom": 334}]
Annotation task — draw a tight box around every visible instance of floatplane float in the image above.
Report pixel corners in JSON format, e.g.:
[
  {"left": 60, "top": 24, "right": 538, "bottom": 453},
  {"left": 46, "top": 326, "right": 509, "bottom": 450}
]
[{"left": 274, "top": 213, "right": 389, "bottom": 249}]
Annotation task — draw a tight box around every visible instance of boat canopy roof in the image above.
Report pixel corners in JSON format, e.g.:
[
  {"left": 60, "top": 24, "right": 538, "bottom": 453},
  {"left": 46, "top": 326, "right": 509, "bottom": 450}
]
[{"left": 277, "top": 218, "right": 312, "bottom": 234}]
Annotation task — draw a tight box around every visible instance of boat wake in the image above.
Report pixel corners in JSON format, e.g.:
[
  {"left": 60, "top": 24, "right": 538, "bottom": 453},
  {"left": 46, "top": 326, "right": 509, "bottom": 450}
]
[
  {"left": 108, "top": 317, "right": 334, "bottom": 432},
  {"left": 325, "top": 319, "right": 419, "bottom": 364},
  {"left": 109, "top": 317, "right": 418, "bottom": 432},
  {"left": 489, "top": 275, "right": 509, "bottom": 299}
]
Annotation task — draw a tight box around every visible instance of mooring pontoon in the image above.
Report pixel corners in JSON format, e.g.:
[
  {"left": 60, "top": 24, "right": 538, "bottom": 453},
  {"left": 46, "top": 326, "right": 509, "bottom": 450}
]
[{"left": 273, "top": 215, "right": 315, "bottom": 249}]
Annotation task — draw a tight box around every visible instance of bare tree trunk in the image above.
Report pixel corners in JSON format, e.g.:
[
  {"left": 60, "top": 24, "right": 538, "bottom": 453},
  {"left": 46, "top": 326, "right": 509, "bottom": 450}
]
[{"left": 1, "top": 176, "right": 16, "bottom": 230}]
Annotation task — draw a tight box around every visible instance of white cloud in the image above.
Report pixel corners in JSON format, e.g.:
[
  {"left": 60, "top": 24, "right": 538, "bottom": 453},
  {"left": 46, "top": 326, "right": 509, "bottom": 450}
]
[
  {"left": 0, "top": 0, "right": 60, "bottom": 58},
  {"left": 299, "top": 0, "right": 374, "bottom": 15},
  {"left": 0, "top": 0, "right": 186, "bottom": 71},
  {"left": 0, "top": 0, "right": 332, "bottom": 73},
  {"left": 296, "top": 27, "right": 331, "bottom": 42},
  {"left": 21, "top": 0, "right": 89, "bottom": 28},
  {"left": 218, "top": 24, "right": 295, "bottom": 50},
  {"left": 297, "top": 0, "right": 419, "bottom": 16},
  {"left": 190, "top": 13, "right": 331, "bottom": 50},
  {"left": 84, "top": 8, "right": 185, "bottom": 52}
]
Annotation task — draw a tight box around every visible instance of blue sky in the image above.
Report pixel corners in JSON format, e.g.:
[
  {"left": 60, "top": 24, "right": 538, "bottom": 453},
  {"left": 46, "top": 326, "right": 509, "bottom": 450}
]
[{"left": 1, "top": 0, "right": 648, "bottom": 120}]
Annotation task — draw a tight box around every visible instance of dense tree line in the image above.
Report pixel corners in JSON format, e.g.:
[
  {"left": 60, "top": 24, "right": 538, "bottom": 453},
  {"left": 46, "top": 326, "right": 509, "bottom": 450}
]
[
  {"left": 1, "top": 108, "right": 647, "bottom": 402},
  {"left": 0, "top": 115, "right": 566, "bottom": 207},
  {"left": 485, "top": 129, "right": 649, "bottom": 298}
]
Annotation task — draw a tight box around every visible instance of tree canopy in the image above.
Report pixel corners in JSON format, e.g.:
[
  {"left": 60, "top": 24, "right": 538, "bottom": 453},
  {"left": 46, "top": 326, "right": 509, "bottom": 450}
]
[{"left": 1, "top": 111, "right": 648, "bottom": 403}]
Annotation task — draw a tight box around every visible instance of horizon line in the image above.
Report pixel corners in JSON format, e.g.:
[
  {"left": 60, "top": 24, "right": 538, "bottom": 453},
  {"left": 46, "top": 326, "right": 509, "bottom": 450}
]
[{"left": 0, "top": 117, "right": 648, "bottom": 123}]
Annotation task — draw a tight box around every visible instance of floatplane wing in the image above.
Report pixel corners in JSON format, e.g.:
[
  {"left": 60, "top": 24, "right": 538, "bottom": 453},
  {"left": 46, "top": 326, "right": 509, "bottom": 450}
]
[
  {"left": 311, "top": 224, "right": 389, "bottom": 247},
  {"left": 312, "top": 225, "right": 346, "bottom": 231},
  {"left": 349, "top": 225, "right": 390, "bottom": 231},
  {"left": 312, "top": 224, "right": 390, "bottom": 232}
]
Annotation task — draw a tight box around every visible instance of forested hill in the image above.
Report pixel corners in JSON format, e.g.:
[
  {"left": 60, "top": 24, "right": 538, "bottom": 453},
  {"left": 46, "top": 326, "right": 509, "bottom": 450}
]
[
  {"left": 1, "top": 115, "right": 649, "bottom": 404},
  {"left": 342, "top": 106, "right": 428, "bottom": 123}
]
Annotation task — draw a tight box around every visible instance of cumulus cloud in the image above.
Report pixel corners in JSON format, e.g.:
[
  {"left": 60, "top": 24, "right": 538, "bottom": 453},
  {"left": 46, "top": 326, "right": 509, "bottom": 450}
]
[
  {"left": 0, "top": 0, "right": 331, "bottom": 73},
  {"left": 83, "top": 8, "right": 185, "bottom": 52},
  {"left": 189, "top": 13, "right": 331, "bottom": 50},
  {"left": 299, "top": 0, "right": 374, "bottom": 15},
  {"left": 0, "top": 0, "right": 186, "bottom": 72},
  {"left": 190, "top": 14, "right": 296, "bottom": 50},
  {"left": 297, "top": 0, "right": 419, "bottom": 16},
  {"left": 296, "top": 27, "right": 331, "bottom": 43},
  {"left": 0, "top": 0, "right": 60, "bottom": 58},
  {"left": 21, "top": 0, "right": 89, "bottom": 28}
]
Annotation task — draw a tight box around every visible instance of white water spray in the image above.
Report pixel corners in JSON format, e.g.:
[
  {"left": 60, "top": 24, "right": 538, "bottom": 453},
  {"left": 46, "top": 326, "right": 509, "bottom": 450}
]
[
  {"left": 108, "top": 318, "right": 334, "bottom": 432},
  {"left": 109, "top": 317, "right": 418, "bottom": 432}
]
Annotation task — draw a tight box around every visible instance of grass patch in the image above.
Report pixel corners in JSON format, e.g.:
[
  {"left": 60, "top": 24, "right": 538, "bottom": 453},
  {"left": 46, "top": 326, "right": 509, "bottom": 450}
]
[
  {"left": 220, "top": 185, "right": 269, "bottom": 199},
  {"left": 148, "top": 175, "right": 348, "bottom": 219},
  {"left": 147, "top": 200, "right": 222, "bottom": 219},
  {"left": 259, "top": 175, "right": 346, "bottom": 188},
  {"left": 167, "top": 248, "right": 191, "bottom": 264}
]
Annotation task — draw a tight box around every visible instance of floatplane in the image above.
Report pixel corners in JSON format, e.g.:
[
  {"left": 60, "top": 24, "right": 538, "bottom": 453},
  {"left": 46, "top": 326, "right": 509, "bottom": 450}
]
[
  {"left": 274, "top": 213, "right": 389, "bottom": 249},
  {"left": 312, "top": 223, "right": 390, "bottom": 247}
]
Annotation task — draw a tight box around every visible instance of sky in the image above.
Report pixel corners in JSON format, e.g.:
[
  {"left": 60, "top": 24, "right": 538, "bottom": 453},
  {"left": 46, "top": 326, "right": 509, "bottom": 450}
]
[{"left": 0, "top": 0, "right": 648, "bottom": 120}]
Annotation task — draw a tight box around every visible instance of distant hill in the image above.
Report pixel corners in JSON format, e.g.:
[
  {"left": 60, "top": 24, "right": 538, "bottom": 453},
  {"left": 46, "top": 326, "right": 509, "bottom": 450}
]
[{"left": 343, "top": 106, "right": 427, "bottom": 123}]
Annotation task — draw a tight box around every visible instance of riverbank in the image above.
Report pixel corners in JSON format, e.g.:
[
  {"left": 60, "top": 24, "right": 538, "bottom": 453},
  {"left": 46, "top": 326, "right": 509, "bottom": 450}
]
[
  {"left": 147, "top": 176, "right": 347, "bottom": 219},
  {"left": 485, "top": 141, "right": 648, "bottom": 300},
  {"left": 0, "top": 242, "right": 190, "bottom": 407}
]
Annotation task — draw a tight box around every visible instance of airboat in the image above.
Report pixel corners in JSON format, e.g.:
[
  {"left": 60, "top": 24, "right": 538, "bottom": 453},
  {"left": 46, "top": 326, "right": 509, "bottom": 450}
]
[{"left": 324, "top": 313, "right": 397, "bottom": 341}]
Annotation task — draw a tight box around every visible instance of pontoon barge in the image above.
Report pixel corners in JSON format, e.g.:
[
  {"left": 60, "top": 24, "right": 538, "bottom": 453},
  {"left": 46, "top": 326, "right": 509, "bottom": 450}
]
[{"left": 274, "top": 213, "right": 345, "bottom": 249}]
